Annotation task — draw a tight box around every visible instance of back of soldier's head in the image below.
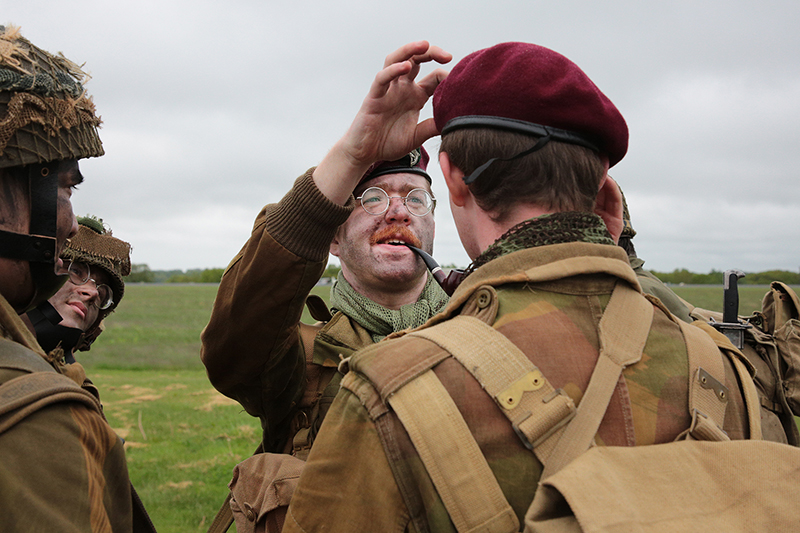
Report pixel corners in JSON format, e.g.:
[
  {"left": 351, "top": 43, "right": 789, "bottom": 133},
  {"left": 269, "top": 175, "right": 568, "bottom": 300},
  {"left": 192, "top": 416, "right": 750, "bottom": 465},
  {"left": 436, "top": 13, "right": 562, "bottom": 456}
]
[{"left": 433, "top": 42, "right": 628, "bottom": 220}]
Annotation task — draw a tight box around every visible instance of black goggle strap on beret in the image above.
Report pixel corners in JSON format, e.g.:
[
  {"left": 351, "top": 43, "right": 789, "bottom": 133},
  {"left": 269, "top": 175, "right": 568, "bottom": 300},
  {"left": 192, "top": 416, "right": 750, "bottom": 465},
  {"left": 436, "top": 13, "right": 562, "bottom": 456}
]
[
  {"left": 0, "top": 162, "right": 60, "bottom": 263},
  {"left": 441, "top": 116, "right": 600, "bottom": 185},
  {"left": 462, "top": 134, "right": 552, "bottom": 185}
]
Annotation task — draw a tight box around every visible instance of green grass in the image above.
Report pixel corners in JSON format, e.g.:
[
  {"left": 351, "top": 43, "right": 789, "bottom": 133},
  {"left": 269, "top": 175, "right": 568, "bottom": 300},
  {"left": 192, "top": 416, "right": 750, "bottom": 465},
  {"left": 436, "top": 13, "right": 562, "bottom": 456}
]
[
  {"left": 80, "top": 284, "right": 260, "bottom": 532},
  {"left": 91, "top": 369, "right": 260, "bottom": 532},
  {"left": 669, "top": 285, "right": 791, "bottom": 316},
  {"left": 80, "top": 284, "right": 220, "bottom": 370},
  {"left": 80, "top": 282, "right": 799, "bottom": 532}
]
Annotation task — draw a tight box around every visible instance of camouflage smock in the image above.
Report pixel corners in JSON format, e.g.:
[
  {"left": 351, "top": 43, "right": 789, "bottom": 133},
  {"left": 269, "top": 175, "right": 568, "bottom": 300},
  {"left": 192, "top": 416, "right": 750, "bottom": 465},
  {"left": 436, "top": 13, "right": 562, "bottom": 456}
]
[{"left": 283, "top": 226, "right": 751, "bottom": 532}]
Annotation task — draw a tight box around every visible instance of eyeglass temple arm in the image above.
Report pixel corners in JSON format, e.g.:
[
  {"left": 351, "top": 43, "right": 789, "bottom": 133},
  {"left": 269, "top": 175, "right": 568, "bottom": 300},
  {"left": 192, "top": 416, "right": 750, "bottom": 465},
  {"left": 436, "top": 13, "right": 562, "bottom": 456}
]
[{"left": 403, "top": 244, "right": 465, "bottom": 296}]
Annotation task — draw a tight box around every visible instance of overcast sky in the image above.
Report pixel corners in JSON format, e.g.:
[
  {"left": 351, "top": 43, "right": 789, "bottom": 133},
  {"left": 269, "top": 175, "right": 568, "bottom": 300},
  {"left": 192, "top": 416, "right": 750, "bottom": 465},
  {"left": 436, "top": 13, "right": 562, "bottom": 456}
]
[{"left": 7, "top": 0, "right": 799, "bottom": 275}]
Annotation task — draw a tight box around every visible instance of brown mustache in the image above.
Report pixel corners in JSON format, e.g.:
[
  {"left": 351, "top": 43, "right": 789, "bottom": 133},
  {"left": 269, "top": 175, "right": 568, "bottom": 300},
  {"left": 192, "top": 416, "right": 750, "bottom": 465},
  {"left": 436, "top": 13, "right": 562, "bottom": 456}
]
[{"left": 369, "top": 226, "right": 422, "bottom": 248}]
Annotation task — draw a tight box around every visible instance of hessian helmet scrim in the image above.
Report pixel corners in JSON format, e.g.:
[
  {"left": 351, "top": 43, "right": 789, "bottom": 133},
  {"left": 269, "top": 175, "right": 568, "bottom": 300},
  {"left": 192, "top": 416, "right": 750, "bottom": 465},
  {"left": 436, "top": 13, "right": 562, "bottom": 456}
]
[{"left": 0, "top": 25, "right": 104, "bottom": 310}]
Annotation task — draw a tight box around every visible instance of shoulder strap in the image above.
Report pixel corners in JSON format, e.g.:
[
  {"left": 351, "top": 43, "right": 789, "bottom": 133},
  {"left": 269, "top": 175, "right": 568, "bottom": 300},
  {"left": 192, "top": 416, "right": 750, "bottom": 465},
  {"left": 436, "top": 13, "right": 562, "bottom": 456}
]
[
  {"left": 686, "top": 320, "right": 763, "bottom": 440},
  {"left": 411, "top": 315, "right": 576, "bottom": 466},
  {"left": 0, "top": 371, "right": 103, "bottom": 435},
  {"left": 389, "top": 371, "right": 520, "bottom": 533},
  {"left": 677, "top": 320, "right": 731, "bottom": 441},
  {"left": 540, "top": 281, "right": 653, "bottom": 478},
  {"left": 206, "top": 494, "right": 234, "bottom": 533}
]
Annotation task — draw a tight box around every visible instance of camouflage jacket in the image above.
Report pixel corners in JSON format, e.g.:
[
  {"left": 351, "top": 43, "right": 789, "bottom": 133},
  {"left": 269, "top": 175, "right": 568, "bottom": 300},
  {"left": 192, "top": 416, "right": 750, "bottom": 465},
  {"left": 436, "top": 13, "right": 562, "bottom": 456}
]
[
  {"left": 283, "top": 241, "right": 752, "bottom": 533},
  {"left": 0, "top": 293, "right": 140, "bottom": 532},
  {"left": 201, "top": 169, "right": 379, "bottom": 455}
]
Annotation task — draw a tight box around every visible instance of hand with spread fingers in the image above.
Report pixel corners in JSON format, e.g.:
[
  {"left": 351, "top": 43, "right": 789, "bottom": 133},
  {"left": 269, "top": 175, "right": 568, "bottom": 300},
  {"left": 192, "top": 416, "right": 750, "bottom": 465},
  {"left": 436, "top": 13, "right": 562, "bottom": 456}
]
[{"left": 314, "top": 41, "right": 451, "bottom": 204}]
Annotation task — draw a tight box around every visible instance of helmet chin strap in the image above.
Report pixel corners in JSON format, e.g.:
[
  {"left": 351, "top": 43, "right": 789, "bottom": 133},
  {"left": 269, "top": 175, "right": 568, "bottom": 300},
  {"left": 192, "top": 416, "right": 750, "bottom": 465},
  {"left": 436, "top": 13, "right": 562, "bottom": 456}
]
[
  {"left": 25, "top": 301, "right": 83, "bottom": 362},
  {"left": 0, "top": 162, "right": 67, "bottom": 312}
]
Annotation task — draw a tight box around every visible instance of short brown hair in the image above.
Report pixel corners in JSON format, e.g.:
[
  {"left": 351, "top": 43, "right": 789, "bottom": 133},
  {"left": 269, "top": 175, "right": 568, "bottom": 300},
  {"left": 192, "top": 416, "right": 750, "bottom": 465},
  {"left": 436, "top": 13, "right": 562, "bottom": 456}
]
[{"left": 440, "top": 128, "right": 606, "bottom": 222}]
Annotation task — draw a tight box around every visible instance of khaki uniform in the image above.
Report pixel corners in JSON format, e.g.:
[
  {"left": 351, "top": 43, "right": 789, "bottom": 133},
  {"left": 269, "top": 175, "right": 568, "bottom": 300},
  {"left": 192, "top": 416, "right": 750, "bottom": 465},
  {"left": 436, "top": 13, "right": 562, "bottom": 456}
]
[
  {"left": 284, "top": 232, "right": 752, "bottom": 532},
  {"left": 629, "top": 256, "right": 694, "bottom": 323},
  {"left": 0, "top": 294, "right": 139, "bottom": 532},
  {"left": 201, "top": 170, "right": 380, "bottom": 455}
]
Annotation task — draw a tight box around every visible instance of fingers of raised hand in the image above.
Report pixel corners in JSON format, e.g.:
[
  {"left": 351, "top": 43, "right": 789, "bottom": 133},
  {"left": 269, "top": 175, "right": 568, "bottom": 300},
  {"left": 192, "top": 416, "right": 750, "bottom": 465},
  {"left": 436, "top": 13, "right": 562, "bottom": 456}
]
[
  {"left": 383, "top": 41, "right": 431, "bottom": 68},
  {"left": 417, "top": 68, "right": 449, "bottom": 97}
]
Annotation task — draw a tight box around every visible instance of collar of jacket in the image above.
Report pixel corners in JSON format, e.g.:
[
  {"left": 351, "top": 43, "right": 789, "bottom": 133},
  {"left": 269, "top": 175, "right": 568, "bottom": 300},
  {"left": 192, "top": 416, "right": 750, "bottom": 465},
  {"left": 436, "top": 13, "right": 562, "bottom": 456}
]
[
  {"left": 312, "top": 310, "right": 376, "bottom": 367},
  {"left": 422, "top": 241, "right": 642, "bottom": 330},
  {"left": 0, "top": 292, "right": 47, "bottom": 358}
]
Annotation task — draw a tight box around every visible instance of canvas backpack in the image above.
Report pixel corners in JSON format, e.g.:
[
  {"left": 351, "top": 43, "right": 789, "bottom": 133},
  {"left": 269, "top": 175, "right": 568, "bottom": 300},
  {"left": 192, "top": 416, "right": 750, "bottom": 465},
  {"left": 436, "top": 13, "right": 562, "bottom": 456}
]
[
  {"left": 385, "top": 281, "right": 800, "bottom": 532},
  {"left": 207, "top": 295, "right": 335, "bottom": 533},
  {"left": 689, "top": 281, "right": 800, "bottom": 445},
  {"left": 0, "top": 340, "right": 157, "bottom": 533}
]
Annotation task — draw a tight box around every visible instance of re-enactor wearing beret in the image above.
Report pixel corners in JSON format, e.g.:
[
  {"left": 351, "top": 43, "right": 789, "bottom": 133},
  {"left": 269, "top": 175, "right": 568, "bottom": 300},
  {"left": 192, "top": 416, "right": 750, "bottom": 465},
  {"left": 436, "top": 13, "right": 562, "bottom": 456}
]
[
  {"left": 200, "top": 41, "right": 451, "bottom": 528},
  {"left": 282, "top": 42, "right": 756, "bottom": 532},
  {"left": 0, "top": 26, "right": 154, "bottom": 531}
]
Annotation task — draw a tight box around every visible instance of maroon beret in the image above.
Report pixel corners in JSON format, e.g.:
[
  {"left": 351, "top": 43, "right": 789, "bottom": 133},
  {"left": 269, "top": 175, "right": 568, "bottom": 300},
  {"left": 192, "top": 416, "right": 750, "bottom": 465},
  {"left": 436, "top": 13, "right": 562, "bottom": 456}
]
[
  {"left": 359, "top": 147, "right": 431, "bottom": 186},
  {"left": 433, "top": 42, "right": 628, "bottom": 167}
]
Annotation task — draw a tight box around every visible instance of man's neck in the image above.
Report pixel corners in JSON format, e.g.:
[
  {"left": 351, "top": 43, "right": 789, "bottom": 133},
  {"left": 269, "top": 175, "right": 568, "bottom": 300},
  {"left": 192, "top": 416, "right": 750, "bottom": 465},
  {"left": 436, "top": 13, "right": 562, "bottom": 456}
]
[{"left": 471, "top": 205, "right": 556, "bottom": 259}]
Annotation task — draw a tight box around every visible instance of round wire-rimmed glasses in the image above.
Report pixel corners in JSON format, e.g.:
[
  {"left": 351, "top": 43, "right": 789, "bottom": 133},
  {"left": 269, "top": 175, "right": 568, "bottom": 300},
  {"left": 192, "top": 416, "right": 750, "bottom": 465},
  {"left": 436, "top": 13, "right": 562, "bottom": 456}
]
[
  {"left": 66, "top": 261, "right": 114, "bottom": 310},
  {"left": 356, "top": 187, "right": 436, "bottom": 217}
]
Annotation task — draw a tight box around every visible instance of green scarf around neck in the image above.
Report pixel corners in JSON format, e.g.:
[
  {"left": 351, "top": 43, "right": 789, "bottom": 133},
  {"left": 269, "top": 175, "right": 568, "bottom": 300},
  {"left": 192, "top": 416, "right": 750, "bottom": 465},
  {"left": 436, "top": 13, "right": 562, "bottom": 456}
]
[{"left": 330, "top": 271, "right": 449, "bottom": 342}]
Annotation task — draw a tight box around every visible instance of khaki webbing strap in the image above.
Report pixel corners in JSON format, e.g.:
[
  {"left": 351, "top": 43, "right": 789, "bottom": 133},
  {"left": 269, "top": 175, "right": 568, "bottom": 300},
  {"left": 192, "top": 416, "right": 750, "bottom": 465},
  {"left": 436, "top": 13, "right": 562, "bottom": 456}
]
[
  {"left": 687, "top": 320, "right": 763, "bottom": 440},
  {"left": 206, "top": 493, "right": 234, "bottom": 533},
  {"left": 388, "top": 370, "right": 520, "bottom": 533},
  {"left": 679, "top": 321, "right": 730, "bottom": 442},
  {"left": 207, "top": 441, "right": 264, "bottom": 533},
  {"left": 0, "top": 371, "right": 103, "bottom": 434},
  {"left": 411, "top": 316, "right": 576, "bottom": 466},
  {"left": 728, "top": 352, "right": 763, "bottom": 440},
  {"left": 540, "top": 282, "right": 654, "bottom": 479}
]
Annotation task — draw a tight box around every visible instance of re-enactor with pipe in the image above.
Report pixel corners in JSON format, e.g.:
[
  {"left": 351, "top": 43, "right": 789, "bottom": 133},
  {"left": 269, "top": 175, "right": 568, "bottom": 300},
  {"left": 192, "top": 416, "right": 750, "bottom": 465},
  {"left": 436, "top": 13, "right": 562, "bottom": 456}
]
[{"left": 200, "top": 41, "right": 452, "bottom": 530}]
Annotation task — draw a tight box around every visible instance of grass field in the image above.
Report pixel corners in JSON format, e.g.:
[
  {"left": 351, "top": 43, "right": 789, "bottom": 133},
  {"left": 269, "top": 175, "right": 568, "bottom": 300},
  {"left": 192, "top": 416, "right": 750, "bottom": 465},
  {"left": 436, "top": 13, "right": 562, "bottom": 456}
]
[{"left": 80, "top": 282, "right": 799, "bottom": 532}]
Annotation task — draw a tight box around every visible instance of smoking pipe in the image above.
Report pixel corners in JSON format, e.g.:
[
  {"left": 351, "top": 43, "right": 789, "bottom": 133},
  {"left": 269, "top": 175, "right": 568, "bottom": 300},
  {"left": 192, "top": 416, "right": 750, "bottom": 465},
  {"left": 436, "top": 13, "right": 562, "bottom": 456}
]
[{"left": 403, "top": 244, "right": 466, "bottom": 296}]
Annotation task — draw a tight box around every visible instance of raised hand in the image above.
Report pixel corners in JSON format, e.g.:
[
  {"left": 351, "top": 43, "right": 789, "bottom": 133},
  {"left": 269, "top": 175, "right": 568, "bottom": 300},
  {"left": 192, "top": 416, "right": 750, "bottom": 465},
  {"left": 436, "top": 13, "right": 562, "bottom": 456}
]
[{"left": 314, "top": 41, "right": 451, "bottom": 204}]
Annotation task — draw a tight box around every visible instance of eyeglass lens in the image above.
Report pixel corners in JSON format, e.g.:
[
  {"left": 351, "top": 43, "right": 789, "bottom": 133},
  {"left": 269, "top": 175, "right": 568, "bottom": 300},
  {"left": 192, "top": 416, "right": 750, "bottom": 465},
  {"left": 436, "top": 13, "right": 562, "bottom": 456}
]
[
  {"left": 67, "top": 261, "right": 114, "bottom": 309},
  {"left": 359, "top": 187, "right": 434, "bottom": 217}
]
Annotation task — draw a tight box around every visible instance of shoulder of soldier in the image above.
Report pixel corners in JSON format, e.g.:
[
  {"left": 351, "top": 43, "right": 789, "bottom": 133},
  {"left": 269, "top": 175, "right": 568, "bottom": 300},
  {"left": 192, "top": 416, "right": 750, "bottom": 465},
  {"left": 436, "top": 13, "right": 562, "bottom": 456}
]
[
  {"left": 346, "top": 332, "right": 448, "bottom": 400},
  {"left": 0, "top": 338, "right": 55, "bottom": 384}
]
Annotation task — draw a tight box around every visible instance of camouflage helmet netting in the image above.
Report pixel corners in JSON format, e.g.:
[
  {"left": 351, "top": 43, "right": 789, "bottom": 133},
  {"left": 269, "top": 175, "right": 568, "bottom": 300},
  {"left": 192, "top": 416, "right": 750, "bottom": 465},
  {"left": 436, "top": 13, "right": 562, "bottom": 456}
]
[
  {"left": 61, "top": 216, "right": 131, "bottom": 312},
  {"left": 0, "top": 25, "right": 103, "bottom": 168}
]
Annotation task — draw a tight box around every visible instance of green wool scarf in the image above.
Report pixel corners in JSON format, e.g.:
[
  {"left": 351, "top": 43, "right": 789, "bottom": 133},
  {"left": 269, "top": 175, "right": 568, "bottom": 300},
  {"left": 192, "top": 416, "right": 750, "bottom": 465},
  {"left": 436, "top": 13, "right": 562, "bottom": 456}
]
[{"left": 330, "top": 271, "right": 449, "bottom": 342}]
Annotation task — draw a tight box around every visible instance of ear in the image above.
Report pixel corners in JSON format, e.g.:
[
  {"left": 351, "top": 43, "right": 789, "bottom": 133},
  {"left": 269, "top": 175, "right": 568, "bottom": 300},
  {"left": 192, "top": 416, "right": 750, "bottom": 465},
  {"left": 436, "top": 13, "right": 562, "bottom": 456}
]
[
  {"left": 330, "top": 230, "right": 342, "bottom": 258},
  {"left": 593, "top": 173, "right": 624, "bottom": 244},
  {"left": 439, "top": 152, "right": 469, "bottom": 208}
]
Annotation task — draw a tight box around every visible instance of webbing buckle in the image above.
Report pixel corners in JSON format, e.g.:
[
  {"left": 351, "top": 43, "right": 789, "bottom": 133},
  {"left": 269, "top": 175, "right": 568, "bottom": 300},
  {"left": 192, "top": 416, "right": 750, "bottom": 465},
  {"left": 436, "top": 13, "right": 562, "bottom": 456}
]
[{"left": 511, "top": 389, "right": 576, "bottom": 450}]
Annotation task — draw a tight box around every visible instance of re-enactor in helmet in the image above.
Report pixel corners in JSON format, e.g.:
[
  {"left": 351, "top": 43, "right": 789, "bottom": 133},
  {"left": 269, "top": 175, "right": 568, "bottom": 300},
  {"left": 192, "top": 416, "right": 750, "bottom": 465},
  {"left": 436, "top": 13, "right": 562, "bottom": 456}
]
[
  {"left": 0, "top": 25, "right": 154, "bottom": 531},
  {"left": 24, "top": 215, "right": 132, "bottom": 362}
]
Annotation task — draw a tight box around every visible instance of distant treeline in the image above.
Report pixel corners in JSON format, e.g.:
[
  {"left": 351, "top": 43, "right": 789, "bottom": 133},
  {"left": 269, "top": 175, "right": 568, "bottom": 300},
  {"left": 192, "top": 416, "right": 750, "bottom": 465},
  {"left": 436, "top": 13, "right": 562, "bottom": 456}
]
[
  {"left": 650, "top": 269, "right": 800, "bottom": 285},
  {"left": 125, "top": 264, "right": 225, "bottom": 283},
  {"left": 124, "top": 264, "right": 343, "bottom": 284},
  {"left": 125, "top": 264, "right": 799, "bottom": 286}
]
